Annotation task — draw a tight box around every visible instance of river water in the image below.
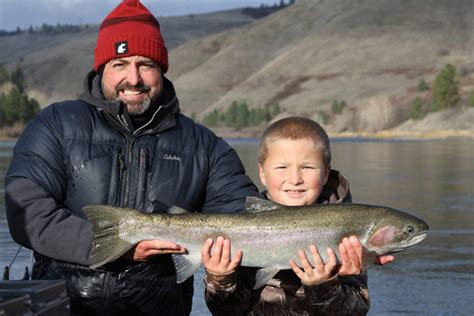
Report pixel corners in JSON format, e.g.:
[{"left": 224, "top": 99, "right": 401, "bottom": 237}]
[{"left": 0, "top": 139, "right": 473, "bottom": 315}]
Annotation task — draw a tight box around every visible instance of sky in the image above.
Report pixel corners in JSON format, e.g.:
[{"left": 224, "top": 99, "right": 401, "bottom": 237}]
[{"left": 0, "top": 0, "right": 281, "bottom": 31}]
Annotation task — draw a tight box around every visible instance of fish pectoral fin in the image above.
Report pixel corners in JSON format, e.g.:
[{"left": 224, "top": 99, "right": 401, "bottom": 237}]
[
  {"left": 254, "top": 266, "right": 280, "bottom": 289},
  {"left": 172, "top": 253, "right": 201, "bottom": 284},
  {"left": 361, "top": 247, "right": 377, "bottom": 270}
]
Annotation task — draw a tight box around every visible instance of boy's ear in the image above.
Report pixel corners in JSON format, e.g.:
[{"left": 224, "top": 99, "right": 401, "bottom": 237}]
[
  {"left": 258, "top": 163, "right": 267, "bottom": 186},
  {"left": 323, "top": 165, "right": 331, "bottom": 185}
]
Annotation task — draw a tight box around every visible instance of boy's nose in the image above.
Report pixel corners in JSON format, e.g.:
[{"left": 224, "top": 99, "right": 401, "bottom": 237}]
[{"left": 287, "top": 168, "right": 303, "bottom": 185}]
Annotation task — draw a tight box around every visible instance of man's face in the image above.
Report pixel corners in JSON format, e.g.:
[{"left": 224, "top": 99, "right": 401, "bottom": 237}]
[
  {"left": 258, "top": 138, "right": 329, "bottom": 206},
  {"left": 102, "top": 55, "right": 163, "bottom": 115}
]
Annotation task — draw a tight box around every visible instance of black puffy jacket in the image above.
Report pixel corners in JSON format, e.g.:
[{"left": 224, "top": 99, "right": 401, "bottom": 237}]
[{"left": 5, "top": 72, "right": 258, "bottom": 315}]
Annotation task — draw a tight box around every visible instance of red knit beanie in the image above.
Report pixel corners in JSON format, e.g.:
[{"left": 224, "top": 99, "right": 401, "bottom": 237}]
[{"left": 94, "top": 0, "right": 168, "bottom": 73}]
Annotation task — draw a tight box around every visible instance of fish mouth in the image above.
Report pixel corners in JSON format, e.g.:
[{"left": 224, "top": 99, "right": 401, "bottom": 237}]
[{"left": 386, "top": 232, "right": 428, "bottom": 254}]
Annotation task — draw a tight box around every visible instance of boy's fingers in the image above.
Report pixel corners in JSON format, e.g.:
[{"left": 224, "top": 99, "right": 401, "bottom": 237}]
[
  {"left": 201, "top": 238, "right": 214, "bottom": 262},
  {"left": 221, "top": 239, "right": 231, "bottom": 263},
  {"left": 212, "top": 236, "right": 224, "bottom": 257},
  {"left": 229, "top": 249, "right": 243, "bottom": 270},
  {"left": 309, "top": 244, "right": 324, "bottom": 268},
  {"left": 289, "top": 260, "right": 303, "bottom": 277},
  {"left": 326, "top": 248, "right": 337, "bottom": 270},
  {"left": 298, "top": 249, "right": 313, "bottom": 272}
]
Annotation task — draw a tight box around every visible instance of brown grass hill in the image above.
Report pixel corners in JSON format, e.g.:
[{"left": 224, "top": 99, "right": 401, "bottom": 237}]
[
  {"left": 0, "top": 9, "right": 264, "bottom": 108},
  {"left": 166, "top": 0, "right": 474, "bottom": 134}
]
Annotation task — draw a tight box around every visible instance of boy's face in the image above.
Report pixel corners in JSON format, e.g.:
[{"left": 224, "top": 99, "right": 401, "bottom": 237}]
[{"left": 259, "top": 138, "right": 329, "bottom": 206}]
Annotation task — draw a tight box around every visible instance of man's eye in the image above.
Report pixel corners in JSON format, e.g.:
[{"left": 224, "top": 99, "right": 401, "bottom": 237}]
[{"left": 302, "top": 166, "right": 315, "bottom": 169}]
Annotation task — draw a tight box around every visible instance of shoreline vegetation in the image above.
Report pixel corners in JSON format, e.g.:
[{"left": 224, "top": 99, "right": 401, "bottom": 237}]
[{"left": 1, "top": 124, "right": 473, "bottom": 142}]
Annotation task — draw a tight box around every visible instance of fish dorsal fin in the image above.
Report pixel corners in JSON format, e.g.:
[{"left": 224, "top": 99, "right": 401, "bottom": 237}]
[
  {"left": 171, "top": 253, "right": 201, "bottom": 283},
  {"left": 254, "top": 266, "right": 280, "bottom": 289},
  {"left": 245, "top": 196, "right": 280, "bottom": 213},
  {"left": 168, "top": 206, "right": 191, "bottom": 214}
]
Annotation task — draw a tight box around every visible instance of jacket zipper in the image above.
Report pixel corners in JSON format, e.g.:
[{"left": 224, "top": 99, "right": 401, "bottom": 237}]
[
  {"left": 122, "top": 139, "right": 134, "bottom": 207},
  {"left": 136, "top": 148, "right": 148, "bottom": 209}
]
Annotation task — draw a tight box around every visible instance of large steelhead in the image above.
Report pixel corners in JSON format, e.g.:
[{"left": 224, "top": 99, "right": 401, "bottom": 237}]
[{"left": 83, "top": 197, "right": 429, "bottom": 288}]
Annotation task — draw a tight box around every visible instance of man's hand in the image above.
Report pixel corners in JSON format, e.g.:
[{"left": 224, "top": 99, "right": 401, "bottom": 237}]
[
  {"left": 201, "top": 236, "right": 242, "bottom": 275},
  {"left": 337, "top": 236, "right": 364, "bottom": 276},
  {"left": 338, "top": 236, "right": 395, "bottom": 275},
  {"left": 125, "top": 240, "right": 186, "bottom": 262}
]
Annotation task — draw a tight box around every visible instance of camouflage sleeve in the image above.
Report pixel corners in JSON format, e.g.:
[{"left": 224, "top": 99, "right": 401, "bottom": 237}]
[
  {"left": 303, "top": 271, "right": 370, "bottom": 315},
  {"left": 203, "top": 268, "right": 258, "bottom": 315}
]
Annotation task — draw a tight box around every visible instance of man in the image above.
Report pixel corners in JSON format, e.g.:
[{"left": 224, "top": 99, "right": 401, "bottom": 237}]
[{"left": 5, "top": 0, "right": 258, "bottom": 315}]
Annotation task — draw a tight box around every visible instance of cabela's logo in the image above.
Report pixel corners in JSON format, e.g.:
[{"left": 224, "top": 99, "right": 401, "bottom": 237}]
[{"left": 163, "top": 154, "right": 181, "bottom": 162}]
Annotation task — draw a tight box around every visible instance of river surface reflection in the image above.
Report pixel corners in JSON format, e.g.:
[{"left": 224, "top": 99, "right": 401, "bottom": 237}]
[{"left": 0, "top": 139, "right": 473, "bottom": 315}]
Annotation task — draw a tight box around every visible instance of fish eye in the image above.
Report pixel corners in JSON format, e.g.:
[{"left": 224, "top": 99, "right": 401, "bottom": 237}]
[{"left": 405, "top": 225, "right": 415, "bottom": 234}]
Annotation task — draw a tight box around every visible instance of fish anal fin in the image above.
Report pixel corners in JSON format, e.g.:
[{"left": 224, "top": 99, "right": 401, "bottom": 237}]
[
  {"left": 254, "top": 266, "right": 280, "bottom": 289},
  {"left": 172, "top": 253, "right": 201, "bottom": 283}
]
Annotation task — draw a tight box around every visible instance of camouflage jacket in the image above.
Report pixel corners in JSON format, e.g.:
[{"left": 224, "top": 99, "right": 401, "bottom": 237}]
[{"left": 203, "top": 170, "right": 370, "bottom": 315}]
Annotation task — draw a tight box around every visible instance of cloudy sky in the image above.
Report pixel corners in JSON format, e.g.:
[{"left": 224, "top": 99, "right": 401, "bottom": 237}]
[{"left": 0, "top": 0, "right": 280, "bottom": 31}]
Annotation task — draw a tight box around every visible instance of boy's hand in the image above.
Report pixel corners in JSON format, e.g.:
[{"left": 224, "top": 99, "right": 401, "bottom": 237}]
[
  {"left": 201, "top": 236, "right": 242, "bottom": 275},
  {"left": 289, "top": 245, "right": 338, "bottom": 286}
]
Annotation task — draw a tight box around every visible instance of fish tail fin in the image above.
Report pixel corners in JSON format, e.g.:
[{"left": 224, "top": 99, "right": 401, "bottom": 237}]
[{"left": 83, "top": 205, "right": 137, "bottom": 269}]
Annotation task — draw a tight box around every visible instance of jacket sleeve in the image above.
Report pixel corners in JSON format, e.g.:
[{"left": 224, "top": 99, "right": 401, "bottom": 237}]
[
  {"left": 304, "top": 272, "right": 370, "bottom": 315},
  {"left": 203, "top": 136, "right": 259, "bottom": 213},
  {"left": 5, "top": 107, "right": 94, "bottom": 265},
  {"left": 204, "top": 268, "right": 257, "bottom": 315}
]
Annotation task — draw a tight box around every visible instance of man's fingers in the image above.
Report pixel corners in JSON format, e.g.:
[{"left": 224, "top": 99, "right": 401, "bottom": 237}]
[
  {"left": 339, "top": 238, "right": 351, "bottom": 267},
  {"left": 375, "top": 255, "right": 395, "bottom": 265},
  {"left": 349, "top": 236, "right": 363, "bottom": 264},
  {"left": 345, "top": 237, "right": 361, "bottom": 269}
]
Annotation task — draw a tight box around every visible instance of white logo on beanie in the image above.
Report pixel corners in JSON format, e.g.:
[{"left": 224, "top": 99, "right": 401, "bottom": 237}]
[{"left": 115, "top": 41, "right": 128, "bottom": 55}]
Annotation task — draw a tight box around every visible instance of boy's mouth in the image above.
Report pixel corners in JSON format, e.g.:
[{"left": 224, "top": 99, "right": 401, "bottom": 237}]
[{"left": 284, "top": 189, "right": 306, "bottom": 196}]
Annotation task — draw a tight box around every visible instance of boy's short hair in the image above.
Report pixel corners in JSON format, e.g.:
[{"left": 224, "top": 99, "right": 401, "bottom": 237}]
[{"left": 258, "top": 117, "right": 331, "bottom": 167}]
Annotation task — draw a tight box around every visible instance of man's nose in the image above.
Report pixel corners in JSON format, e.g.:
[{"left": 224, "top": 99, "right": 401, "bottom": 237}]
[{"left": 125, "top": 65, "right": 142, "bottom": 86}]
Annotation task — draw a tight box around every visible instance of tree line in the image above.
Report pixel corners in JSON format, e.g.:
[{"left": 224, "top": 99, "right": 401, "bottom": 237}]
[
  {"left": 0, "top": 23, "right": 88, "bottom": 37},
  {"left": 0, "top": 65, "right": 40, "bottom": 126},
  {"left": 203, "top": 101, "right": 281, "bottom": 131}
]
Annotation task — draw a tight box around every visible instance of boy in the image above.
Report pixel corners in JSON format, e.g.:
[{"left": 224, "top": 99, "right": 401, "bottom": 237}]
[{"left": 201, "top": 117, "right": 393, "bottom": 315}]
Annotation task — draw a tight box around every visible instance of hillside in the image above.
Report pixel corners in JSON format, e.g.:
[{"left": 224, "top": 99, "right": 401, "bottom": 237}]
[
  {"left": 1, "top": 0, "right": 473, "bottom": 137},
  {"left": 0, "top": 8, "right": 264, "bottom": 107},
  {"left": 166, "top": 0, "right": 474, "bottom": 135}
]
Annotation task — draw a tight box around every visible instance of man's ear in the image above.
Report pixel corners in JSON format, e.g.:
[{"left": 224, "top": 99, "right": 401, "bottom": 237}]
[{"left": 258, "top": 163, "right": 266, "bottom": 186}]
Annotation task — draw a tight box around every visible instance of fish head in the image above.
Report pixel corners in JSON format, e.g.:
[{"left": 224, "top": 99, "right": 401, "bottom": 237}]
[{"left": 366, "top": 208, "right": 429, "bottom": 255}]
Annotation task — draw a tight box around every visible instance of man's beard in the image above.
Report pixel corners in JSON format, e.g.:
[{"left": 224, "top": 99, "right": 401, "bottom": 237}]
[{"left": 103, "top": 82, "right": 156, "bottom": 116}]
